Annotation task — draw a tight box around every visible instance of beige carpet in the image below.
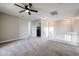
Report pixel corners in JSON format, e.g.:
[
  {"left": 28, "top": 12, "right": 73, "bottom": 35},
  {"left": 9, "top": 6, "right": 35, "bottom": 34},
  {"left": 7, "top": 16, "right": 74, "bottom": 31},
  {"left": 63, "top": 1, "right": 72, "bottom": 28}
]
[{"left": 0, "top": 37, "right": 79, "bottom": 56}]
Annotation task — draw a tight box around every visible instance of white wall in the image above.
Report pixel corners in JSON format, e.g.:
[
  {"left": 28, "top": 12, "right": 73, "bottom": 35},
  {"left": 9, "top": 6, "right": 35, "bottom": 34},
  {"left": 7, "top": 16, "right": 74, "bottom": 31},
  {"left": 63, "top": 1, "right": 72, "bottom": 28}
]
[
  {"left": 0, "top": 16, "right": 2, "bottom": 40},
  {"left": 19, "top": 19, "right": 29, "bottom": 38},
  {"left": 0, "top": 13, "right": 29, "bottom": 42},
  {"left": 73, "top": 19, "right": 79, "bottom": 33}
]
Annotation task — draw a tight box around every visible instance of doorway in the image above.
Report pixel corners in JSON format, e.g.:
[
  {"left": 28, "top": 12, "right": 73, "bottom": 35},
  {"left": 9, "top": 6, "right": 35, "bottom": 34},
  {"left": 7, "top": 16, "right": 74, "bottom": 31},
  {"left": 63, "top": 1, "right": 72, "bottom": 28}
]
[{"left": 37, "top": 27, "right": 41, "bottom": 37}]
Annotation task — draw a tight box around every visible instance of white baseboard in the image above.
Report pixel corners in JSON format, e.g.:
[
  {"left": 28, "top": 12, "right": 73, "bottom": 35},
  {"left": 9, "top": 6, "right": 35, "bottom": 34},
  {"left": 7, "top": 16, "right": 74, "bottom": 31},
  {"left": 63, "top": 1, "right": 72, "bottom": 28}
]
[
  {"left": 0, "top": 36, "right": 28, "bottom": 44},
  {"left": 49, "top": 39, "right": 78, "bottom": 46}
]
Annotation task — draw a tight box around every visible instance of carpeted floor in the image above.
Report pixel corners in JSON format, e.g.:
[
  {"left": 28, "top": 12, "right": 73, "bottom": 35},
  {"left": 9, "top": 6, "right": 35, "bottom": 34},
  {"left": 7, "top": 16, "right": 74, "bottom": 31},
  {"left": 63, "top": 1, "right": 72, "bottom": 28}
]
[{"left": 0, "top": 37, "right": 79, "bottom": 56}]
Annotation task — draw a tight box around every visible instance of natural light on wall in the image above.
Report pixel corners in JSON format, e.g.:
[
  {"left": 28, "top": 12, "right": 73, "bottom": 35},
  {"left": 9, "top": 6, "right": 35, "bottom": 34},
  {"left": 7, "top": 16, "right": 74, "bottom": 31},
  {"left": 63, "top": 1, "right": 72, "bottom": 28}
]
[{"left": 41, "top": 17, "right": 79, "bottom": 45}]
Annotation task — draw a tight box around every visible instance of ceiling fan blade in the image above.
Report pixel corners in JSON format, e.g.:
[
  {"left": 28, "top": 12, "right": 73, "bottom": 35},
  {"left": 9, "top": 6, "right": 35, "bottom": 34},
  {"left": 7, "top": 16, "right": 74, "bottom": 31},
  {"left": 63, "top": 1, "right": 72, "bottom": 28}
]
[
  {"left": 30, "top": 9, "right": 38, "bottom": 12},
  {"left": 28, "top": 12, "right": 31, "bottom": 15},
  {"left": 19, "top": 10, "right": 26, "bottom": 13},
  {"left": 14, "top": 4, "right": 25, "bottom": 9}
]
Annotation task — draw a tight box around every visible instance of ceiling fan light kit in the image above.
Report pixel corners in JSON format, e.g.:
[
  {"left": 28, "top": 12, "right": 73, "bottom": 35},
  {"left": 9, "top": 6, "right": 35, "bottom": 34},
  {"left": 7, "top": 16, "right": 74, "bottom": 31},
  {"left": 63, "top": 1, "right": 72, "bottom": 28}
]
[{"left": 25, "top": 10, "right": 29, "bottom": 13}]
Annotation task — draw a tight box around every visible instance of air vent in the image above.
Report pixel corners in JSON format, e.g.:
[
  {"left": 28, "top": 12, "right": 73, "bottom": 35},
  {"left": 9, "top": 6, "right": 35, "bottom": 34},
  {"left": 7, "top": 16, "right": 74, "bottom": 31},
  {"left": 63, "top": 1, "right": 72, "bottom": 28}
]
[{"left": 50, "top": 11, "right": 58, "bottom": 16}]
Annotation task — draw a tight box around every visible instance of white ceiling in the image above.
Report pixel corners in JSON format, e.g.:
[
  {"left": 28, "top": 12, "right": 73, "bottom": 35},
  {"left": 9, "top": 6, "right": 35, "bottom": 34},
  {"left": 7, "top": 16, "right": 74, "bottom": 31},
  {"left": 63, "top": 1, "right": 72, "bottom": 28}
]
[{"left": 0, "top": 3, "right": 79, "bottom": 20}]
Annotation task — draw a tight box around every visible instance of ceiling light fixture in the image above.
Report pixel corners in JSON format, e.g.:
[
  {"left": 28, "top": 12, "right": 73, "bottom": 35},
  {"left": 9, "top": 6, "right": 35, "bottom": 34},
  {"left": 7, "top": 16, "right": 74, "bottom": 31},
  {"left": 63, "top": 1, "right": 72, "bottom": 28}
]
[{"left": 25, "top": 10, "right": 29, "bottom": 13}]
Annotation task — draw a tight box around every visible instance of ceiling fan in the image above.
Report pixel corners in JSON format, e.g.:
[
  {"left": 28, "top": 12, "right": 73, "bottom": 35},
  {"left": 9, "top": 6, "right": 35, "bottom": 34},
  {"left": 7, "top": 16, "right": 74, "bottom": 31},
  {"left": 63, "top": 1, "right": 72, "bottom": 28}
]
[{"left": 14, "top": 3, "right": 38, "bottom": 15}]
